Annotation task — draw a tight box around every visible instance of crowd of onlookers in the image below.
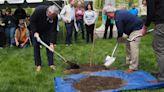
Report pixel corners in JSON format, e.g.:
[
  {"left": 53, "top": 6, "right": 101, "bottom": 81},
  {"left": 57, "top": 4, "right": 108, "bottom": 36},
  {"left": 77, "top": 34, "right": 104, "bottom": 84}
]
[
  {"left": 0, "top": 5, "right": 30, "bottom": 49},
  {"left": 0, "top": 0, "right": 147, "bottom": 49}
]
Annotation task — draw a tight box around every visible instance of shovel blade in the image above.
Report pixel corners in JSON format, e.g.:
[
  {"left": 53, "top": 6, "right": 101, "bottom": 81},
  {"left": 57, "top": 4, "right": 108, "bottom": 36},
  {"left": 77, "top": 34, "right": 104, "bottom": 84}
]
[
  {"left": 67, "top": 61, "right": 80, "bottom": 69},
  {"left": 104, "top": 56, "right": 116, "bottom": 67}
]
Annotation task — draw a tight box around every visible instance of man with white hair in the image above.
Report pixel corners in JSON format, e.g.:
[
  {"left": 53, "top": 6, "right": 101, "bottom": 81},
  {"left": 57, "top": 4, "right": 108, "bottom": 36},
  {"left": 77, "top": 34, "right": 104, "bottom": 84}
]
[
  {"left": 106, "top": 6, "right": 143, "bottom": 73},
  {"left": 30, "top": 5, "right": 59, "bottom": 72}
]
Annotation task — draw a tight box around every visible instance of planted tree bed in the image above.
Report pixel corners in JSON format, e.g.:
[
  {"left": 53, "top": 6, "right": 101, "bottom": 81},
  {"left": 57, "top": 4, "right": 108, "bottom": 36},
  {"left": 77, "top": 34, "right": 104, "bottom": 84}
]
[{"left": 73, "top": 76, "right": 126, "bottom": 92}]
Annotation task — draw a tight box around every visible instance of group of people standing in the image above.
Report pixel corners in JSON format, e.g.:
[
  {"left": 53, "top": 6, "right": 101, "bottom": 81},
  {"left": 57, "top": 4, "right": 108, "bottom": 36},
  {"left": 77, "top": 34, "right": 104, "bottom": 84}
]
[
  {"left": 60, "top": 0, "right": 97, "bottom": 46},
  {"left": 0, "top": 5, "right": 30, "bottom": 48}
]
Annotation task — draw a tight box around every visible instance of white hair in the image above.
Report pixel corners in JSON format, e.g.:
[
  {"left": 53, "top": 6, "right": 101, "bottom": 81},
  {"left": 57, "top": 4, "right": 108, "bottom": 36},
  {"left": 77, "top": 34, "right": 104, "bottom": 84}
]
[
  {"left": 104, "top": 5, "right": 116, "bottom": 13},
  {"left": 48, "top": 5, "right": 59, "bottom": 14}
]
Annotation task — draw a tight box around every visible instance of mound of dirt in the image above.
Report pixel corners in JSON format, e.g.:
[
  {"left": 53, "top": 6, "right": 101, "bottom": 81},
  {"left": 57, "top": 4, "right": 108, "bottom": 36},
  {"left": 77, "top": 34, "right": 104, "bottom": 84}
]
[
  {"left": 73, "top": 76, "right": 126, "bottom": 92},
  {"left": 64, "top": 64, "right": 107, "bottom": 74}
]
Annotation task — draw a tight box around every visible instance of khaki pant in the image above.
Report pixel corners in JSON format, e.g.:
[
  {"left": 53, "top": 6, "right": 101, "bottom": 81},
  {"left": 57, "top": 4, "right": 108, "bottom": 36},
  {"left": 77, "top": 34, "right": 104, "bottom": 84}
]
[{"left": 126, "top": 30, "right": 141, "bottom": 70}]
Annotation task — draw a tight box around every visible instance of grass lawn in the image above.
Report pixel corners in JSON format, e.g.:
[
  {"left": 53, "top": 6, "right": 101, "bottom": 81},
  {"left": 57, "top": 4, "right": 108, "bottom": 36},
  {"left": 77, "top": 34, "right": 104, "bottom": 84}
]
[{"left": 0, "top": 32, "right": 164, "bottom": 92}]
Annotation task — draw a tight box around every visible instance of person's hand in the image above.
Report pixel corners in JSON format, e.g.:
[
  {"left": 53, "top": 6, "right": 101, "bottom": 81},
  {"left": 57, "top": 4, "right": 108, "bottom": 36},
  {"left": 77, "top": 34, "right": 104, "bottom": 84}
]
[
  {"left": 50, "top": 43, "right": 54, "bottom": 49},
  {"left": 20, "top": 43, "right": 25, "bottom": 47},
  {"left": 64, "top": 19, "right": 69, "bottom": 23},
  {"left": 34, "top": 32, "right": 39, "bottom": 38},
  {"left": 16, "top": 42, "right": 19, "bottom": 46},
  {"left": 49, "top": 43, "right": 54, "bottom": 52},
  {"left": 34, "top": 32, "right": 40, "bottom": 42},
  {"left": 140, "top": 25, "right": 147, "bottom": 36},
  {"left": 117, "top": 37, "right": 127, "bottom": 43}
]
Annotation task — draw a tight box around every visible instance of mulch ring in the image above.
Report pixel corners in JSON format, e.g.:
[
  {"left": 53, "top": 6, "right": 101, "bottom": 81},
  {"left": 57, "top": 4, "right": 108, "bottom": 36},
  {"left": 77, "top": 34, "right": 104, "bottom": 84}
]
[
  {"left": 73, "top": 76, "right": 127, "bottom": 92},
  {"left": 64, "top": 64, "right": 108, "bottom": 74}
]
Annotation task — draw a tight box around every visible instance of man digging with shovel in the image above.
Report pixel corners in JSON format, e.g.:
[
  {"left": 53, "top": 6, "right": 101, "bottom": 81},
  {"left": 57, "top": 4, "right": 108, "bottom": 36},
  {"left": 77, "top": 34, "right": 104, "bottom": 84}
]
[
  {"left": 104, "top": 6, "right": 143, "bottom": 73},
  {"left": 30, "top": 5, "right": 59, "bottom": 72}
]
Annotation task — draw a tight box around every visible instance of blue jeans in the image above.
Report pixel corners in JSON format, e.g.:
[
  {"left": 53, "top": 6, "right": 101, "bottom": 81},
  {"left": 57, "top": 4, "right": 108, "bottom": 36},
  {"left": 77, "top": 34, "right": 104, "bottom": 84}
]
[
  {"left": 65, "top": 21, "right": 77, "bottom": 45},
  {"left": 5, "top": 27, "right": 16, "bottom": 45},
  {"left": 77, "top": 19, "right": 85, "bottom": 39}
]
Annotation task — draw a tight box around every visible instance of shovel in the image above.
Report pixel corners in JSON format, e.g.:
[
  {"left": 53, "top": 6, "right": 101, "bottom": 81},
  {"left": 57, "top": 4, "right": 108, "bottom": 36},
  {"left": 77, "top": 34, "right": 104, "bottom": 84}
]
[
  {"left": 36, "top": 36, "right": 80, "bottom": 69},
  {"left": 104, "top": 43, "right": 118, "bottom": 68}
]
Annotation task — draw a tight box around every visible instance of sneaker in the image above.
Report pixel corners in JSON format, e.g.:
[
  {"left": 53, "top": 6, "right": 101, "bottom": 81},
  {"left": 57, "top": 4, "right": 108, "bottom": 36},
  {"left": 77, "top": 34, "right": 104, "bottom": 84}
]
[
  {"left": 36, "top": 66, "right": 41, "bottom": 72},
  {"left": 66, "top": 44, "right": 69, "bottom": 46},
  {"left": 10, "top": 45, "right": 14, "bottom": 47},
  {"left": 125, "top": 69, "right": 137, "bottom": 73},
  {"left": 50, "top": 65, "right": 56, "bottom": 70}
]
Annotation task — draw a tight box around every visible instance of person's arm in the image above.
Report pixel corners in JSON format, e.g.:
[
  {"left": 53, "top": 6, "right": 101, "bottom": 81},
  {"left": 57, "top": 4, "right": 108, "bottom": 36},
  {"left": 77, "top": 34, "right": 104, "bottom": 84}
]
[
  {"left": 54, "top": 16, "right": 58, "bottom": 44},
  {"left": 82, "top": 8, "right": 85, "bottom": 16},
  {"left": 75, "top": 8, "right": 78, "bottom": 17},
  {"left": 49, "top": 16, "right": 58, "bottom": 45},
  {"left": 116, "top": 20, "right": 124, "bottom": 39},
  {"left": 141, "top": 0, "right": 155, "bottom": 36},
  {"left": 136, "top": 8, "right": 139, "bottom": 16},
  {"left": 23, "top": 29, "right": 30, "bottom": 45},
  {"left": 14, "top": 29, "right": 19, "bottom": 46},
  {"left": 30, "top": 7, "right": 41, "bottom": 39},
  {"left": 60, "top": 5, "right": 67, "bottom": 23},
  {"left": 145, "top": 0, "right": 155, "bottom": 27},
  {"left": 91, "top": 11, "right": 97, "bottom": 24},
  {"left": 83, "top": 12, "right": 89, "bottom": 25},
  {"left": 30, "top": 8, "right": 39, "bottom": 34}
]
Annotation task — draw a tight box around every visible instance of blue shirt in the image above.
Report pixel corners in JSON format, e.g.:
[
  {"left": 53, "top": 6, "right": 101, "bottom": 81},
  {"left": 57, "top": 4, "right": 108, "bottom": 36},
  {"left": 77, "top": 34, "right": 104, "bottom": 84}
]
[
  {"left": 115, "top": 10, "right": 143, "bottom": 38},
  {"left": 129, "top": 8, "right": 138, "bottom": 16}
]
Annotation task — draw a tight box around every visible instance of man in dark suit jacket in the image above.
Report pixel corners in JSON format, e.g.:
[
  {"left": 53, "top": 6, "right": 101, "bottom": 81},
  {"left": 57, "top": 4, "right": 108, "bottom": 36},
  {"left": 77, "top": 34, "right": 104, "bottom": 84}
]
[{"left": 30, "top": 5, "right": 59, "bottom": 72}]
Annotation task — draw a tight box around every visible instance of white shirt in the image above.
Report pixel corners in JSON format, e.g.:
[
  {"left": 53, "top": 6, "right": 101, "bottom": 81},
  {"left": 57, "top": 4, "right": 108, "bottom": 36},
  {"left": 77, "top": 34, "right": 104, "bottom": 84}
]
[
  {"left": 70, "top": 7, "right": 75, "bottom": 21},
  {"left": 60, "top": 4, "right": 75, "bottom": 23},
  {"left": 84, "top": 10, "right": 97, "bottom": 25}
]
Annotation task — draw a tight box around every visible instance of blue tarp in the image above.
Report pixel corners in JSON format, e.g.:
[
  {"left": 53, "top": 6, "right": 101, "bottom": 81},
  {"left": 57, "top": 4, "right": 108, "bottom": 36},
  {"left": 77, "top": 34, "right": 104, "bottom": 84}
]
[{"left": 54, "top": 70, "right": 164, "bottom": 92}]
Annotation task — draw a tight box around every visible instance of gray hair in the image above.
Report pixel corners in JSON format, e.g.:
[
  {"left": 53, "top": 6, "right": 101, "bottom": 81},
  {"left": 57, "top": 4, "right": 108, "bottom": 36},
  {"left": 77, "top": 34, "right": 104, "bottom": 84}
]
[{"left": 48, "top": 5, "right": 59, "bottom": 14}]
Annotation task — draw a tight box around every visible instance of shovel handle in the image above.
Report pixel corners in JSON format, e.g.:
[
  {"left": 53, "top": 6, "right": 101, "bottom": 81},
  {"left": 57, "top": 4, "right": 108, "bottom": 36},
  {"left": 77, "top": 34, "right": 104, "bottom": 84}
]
[
  {"left": 37, "top": 37, "right": 68, "bottom": 63},
  {"left": 38, "top": 39, "right": 54, "bottom": 52},
  {"left": 111, "top": 43, "right": 118, "bottom": 57}
]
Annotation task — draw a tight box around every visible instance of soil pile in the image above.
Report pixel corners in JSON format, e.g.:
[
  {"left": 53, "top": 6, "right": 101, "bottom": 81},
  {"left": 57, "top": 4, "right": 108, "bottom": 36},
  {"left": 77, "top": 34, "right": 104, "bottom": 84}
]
[{"left": 73, "top": 76, "right": 126, "bottom": 92}]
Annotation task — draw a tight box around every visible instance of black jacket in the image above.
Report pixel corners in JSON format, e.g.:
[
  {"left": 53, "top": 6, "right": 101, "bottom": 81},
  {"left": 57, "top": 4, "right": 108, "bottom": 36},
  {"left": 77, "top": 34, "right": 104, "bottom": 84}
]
[
  {"left": 4, "top": 15, "right": 17, "bottom": 28},
  {"left": 30, "top": 5, "right": 58, "bottom": 44},
  {"left": 145, "top": 0, "right": 164, "bottom": 26}
]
